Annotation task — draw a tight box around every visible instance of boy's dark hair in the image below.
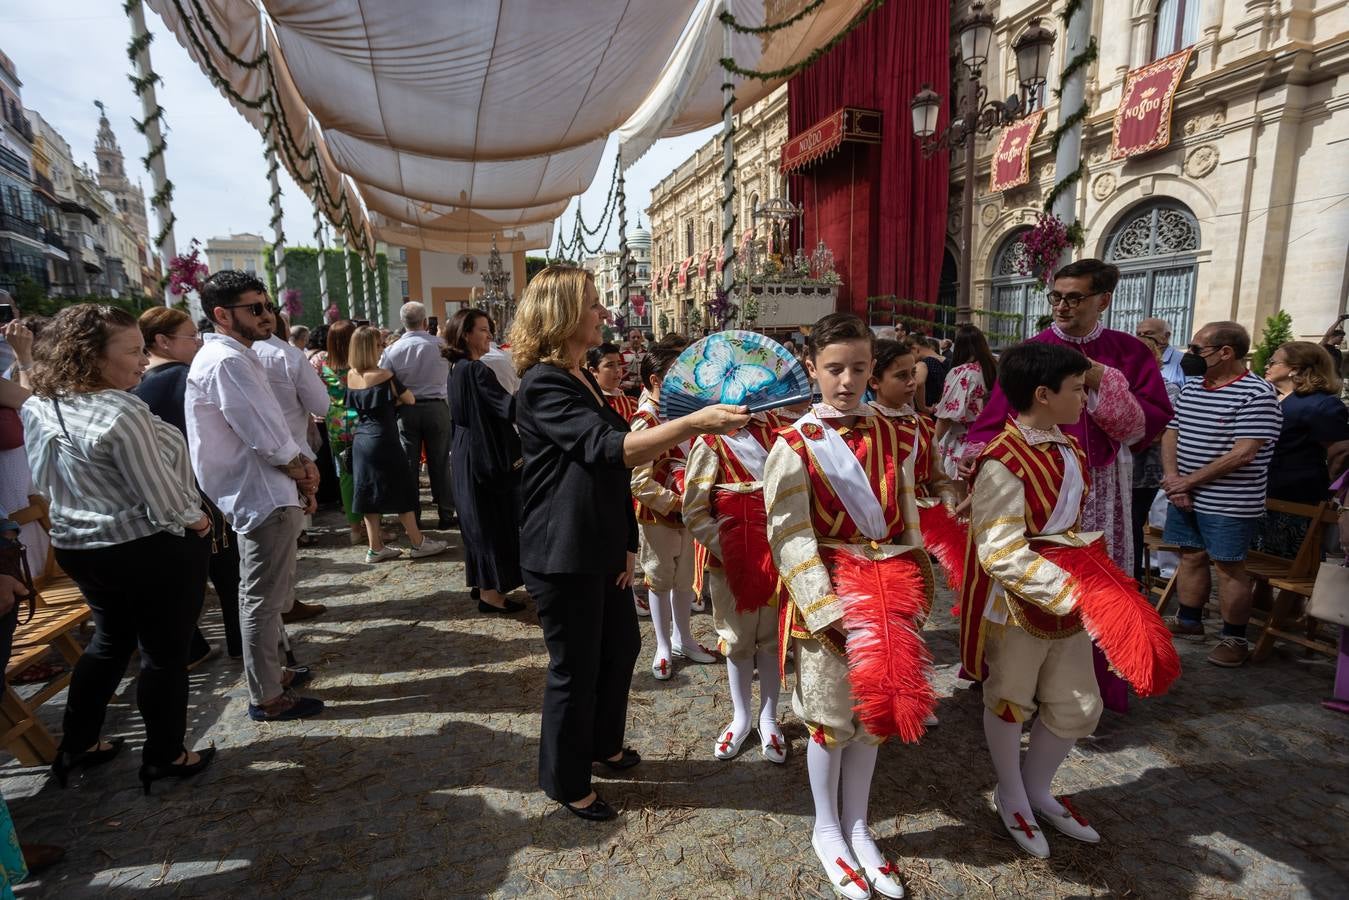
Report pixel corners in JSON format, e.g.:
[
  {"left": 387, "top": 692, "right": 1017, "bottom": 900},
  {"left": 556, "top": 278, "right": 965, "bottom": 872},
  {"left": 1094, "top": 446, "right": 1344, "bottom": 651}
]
[
  {"left": 1052, "top": 258, "right": 1120, "bottom": 295},
  {"left": 998, "top": 341, "right": 1092, "bottom": 412},
  {"left": 872, "top": 339, "right": 914, "bottom": 378},
  {"left": 807, "top": 312, "right": 872, "bottom": 360},
  {"left": 200, "top": 270, "right": 268, "bottom": 323},
  {"left": 587, "top": 342, "right": 621, "bottom": 370},
  {"left": 307, "top": 323, "right": 329, "bottom": 351},
  {"left": 641, "top": 335, "right": 688, "bottom": 386}
]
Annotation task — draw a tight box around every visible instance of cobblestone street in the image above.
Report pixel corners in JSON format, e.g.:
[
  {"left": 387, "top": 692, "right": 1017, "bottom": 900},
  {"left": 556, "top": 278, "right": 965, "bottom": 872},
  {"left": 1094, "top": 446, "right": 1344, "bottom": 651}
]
[{"left": 3, "top": 508, "right": 1347, "bottom": 898}]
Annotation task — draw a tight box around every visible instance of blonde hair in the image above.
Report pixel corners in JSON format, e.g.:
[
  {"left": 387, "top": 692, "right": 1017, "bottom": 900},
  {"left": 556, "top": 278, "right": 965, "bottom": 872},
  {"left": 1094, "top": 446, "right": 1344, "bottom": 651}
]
[
  {"left": 508, "top": 265, "right": 593, "bottom": 375},
  {"left": 349, "top": 325, "right": 384, "bottom": 372},
  {"left": 1277, "top": 340, "right": 1342, "bottom": 395}
]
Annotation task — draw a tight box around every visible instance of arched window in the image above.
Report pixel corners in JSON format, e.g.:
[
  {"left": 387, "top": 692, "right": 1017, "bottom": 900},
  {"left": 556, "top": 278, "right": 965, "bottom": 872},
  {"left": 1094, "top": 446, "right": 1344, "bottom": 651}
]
[
  {"left": 988, "top": 229, "right": 1036, "bottom": 346},
  {"left": 685, "top": 220, "right": 694, "bottom": 258},
  {"left": 1104, "top": 201, "right": 1200, "bottom": 340},
  {"left": 1153, "top": 0, "right": 1199, "bottom": 60}
]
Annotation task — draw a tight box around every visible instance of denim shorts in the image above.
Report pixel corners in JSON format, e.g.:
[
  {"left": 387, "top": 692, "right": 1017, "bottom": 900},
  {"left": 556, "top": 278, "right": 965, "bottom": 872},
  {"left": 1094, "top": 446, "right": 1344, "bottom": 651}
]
[{"left": 1163, "top": 505, "right": 1259, "bottom": 563}]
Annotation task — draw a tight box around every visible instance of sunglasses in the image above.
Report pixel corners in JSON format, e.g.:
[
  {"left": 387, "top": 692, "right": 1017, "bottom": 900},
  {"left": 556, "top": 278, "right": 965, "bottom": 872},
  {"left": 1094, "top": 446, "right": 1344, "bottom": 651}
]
[
  {"left": 223, "top": 301, "right": 278, "bottom": 317},
  {"left": 1186, "top": 344, "right": 1220, "bottom": 356}
]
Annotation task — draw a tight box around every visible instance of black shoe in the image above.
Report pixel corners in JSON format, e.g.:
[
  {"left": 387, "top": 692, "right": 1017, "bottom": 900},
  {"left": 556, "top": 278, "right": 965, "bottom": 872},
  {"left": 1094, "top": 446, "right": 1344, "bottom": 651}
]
[
  {"left": 562, "top": 796, "right": 617, "bottom": 821},
  {"left": 470, "top": 587, "right": 481, "bottom": 602},
  {"left": 139, "top": 746, "right": 217, "bottom": 795},
  {"left": 478, "top": 598, "right": 526, "bottom": 614},
  {"left": 247, "top": 693, "right": 325, "bottom": 722},
  {"left": 437, "top": 515, "right": 459, "bottom": 530},
  {"left": 594, "top": 748, "right": 641, "bottom": 772},
  {"left": 51, "top": 737, "right": 127, "bottom": 788}
]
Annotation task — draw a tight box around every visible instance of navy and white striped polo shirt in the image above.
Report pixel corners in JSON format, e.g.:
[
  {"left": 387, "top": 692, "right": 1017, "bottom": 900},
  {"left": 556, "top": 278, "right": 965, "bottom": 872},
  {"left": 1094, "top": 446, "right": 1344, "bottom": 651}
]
[{"left": 1167, "top": 371, "right": 1282, "bottom": 517}]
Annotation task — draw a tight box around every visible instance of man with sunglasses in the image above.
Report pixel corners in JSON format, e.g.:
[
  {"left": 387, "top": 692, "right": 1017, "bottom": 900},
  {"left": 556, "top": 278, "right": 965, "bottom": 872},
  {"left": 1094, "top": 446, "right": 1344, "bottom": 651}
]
[
  {"left": 963, "top": 258, "right": 1174, "bottom": 713},
  {"left": 1160, "top": 322, "right": 1282, "bottom": 667},
  {"left": 186, "top": 271, "right": 325, "bottom": 722}
]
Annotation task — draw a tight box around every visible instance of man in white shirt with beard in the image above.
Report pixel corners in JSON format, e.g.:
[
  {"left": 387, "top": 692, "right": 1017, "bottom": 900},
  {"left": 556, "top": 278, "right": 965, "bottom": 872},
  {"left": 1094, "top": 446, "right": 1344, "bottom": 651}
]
[{"left": 186, "top": 271, "right": 325, "bottom": 722}]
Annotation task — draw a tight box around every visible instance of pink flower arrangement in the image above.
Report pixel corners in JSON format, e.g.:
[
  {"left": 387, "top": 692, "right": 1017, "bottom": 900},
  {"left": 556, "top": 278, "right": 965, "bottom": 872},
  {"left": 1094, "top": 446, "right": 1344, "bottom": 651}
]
[
  {"left": 1016, "top": 213, "right": 1084, "bottom": 290},
  {"left": 166, "top": 238, "right": 209, "bottom": 297},
  {"left": 282, "top": 288, "right": 303, "bottom": 320}
]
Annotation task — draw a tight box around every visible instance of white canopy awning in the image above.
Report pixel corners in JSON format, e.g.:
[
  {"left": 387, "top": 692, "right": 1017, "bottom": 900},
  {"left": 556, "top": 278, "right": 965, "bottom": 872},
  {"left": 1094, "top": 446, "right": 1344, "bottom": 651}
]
[{"left": 147, "top": 0, "right": 868, "bottom": 257}]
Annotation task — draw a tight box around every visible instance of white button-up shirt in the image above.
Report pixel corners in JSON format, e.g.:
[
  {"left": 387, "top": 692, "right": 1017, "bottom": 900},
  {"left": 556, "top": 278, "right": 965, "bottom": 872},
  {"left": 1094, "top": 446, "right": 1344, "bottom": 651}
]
[
  {"left": 480, "top": 343, "right": 520, "bottom": 395},
  {"left": 254, "top": 334, "right": 331, "bottom": 458},
  {"left": 186, "top": 333, "right": 306, "bottom": 533},
  {"left": 380, "top": 329, "right": 448, "bottom": 400}
]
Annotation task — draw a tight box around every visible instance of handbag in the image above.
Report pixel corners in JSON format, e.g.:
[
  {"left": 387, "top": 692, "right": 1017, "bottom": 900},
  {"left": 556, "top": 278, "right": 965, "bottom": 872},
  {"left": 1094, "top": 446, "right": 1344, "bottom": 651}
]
[
  {"left": 1307, "top": 561, "right": 1349, "bottom": 628},
  {"left": 0, "top": 407, "right": 22, "bottom": 451},
  {"left": 0, "top": 531, "right": 37, "bottom": 624}
]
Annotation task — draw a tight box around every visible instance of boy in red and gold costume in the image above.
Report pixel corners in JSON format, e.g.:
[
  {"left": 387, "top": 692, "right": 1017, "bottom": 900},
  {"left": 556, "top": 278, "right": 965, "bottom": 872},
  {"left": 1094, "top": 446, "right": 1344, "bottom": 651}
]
[
  {"left": 588, "top": 342, "right": 638, "bottom": 422},
  {"left": 683, "top": 410, "right": 786, "bottom": 765},
  {"left": 764, "top": 313, "right": 935, "bottom": 900},
  {"left": 960, "top": 342, "right": 1179, "bottom": 859},
  {"left": 631, "top": 338, "right": 716, "bottom": 679}
]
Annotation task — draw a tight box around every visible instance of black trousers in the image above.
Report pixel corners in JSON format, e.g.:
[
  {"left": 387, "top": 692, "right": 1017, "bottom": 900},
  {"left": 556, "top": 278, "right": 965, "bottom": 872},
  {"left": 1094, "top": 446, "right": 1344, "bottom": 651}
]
[
  {"left": 55, "top": 530, "right": 209, "bottom": 765},
  {"left": 524, "top": 569, "right": 641, "bottom": 804},
  {"left": 1132, "top": 485, "right": 1160, "bottom": 578},
  {"left": 190, "top": 527, "right": 243, "bottom": 659}
]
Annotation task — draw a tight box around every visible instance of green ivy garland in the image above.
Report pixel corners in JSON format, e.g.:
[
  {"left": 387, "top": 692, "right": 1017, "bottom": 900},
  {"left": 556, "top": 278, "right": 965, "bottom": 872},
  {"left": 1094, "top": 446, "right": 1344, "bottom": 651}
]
[
  {"left": 720, "top": 0, "right": 885, "bottom": 81},
  {"left": 1041, "top": 0, "right": 1097, "bottom": 217},
  {"left": 718, "top": 1, "right": 824, "bottom": 36},
  {"left": 124, "top": 0, "right": 175, "bottom": 249}
]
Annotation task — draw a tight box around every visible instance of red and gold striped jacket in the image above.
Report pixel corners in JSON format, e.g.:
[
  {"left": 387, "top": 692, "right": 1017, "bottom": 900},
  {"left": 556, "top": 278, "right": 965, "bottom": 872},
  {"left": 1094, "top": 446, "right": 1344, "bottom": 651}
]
[{"left": 959, "top": 420, "right": 1092, "bottom": 678}]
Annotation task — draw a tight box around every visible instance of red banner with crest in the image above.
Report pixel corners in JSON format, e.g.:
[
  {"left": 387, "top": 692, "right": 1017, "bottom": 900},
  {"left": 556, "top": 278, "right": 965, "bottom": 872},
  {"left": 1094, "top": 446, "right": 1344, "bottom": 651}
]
[
  {"left": 1110, "top": 46, "right": 1193, "bottom": 160},
  {"left": 989, "top": 109, "right": 1045, "bottom": 193}
]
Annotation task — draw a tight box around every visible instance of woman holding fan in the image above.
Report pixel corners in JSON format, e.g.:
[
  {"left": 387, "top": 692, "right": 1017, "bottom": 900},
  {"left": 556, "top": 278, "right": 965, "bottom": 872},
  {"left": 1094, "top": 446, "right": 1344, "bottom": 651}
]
[{"left": 509, "top": 266, "right": 747, "bottom": 822}]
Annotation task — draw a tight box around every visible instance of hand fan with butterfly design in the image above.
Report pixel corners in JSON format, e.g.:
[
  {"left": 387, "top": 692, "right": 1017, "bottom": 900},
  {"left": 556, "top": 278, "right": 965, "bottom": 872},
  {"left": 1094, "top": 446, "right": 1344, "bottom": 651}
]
[{"left": 659, "top": 330, "right": 812, "bottom": 420}]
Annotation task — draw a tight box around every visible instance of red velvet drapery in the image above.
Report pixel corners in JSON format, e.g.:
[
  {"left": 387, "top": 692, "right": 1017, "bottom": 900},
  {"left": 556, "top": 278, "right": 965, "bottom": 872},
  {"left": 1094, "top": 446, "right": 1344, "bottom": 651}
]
[{"left": 787, "top": 1, "right": 950, "bottom": 320}]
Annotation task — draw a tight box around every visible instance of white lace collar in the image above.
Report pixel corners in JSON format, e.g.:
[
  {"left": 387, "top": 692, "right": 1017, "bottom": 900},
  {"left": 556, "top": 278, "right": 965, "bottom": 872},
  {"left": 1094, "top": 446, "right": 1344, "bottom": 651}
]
[{"left": 1050, "top": 321, "right": 1104, "bottom": 345}]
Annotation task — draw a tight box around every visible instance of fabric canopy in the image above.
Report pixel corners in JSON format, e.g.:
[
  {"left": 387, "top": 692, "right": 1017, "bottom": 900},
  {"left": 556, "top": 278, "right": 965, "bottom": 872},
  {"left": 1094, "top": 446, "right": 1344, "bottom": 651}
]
[{"left": 147, "top": 0, "right": 871, "bottom": 256}]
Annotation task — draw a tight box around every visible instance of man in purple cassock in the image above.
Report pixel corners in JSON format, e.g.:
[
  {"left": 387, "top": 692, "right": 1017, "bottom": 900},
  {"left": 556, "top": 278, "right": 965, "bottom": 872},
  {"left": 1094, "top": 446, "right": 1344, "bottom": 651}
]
[{"left": 963, "top": 258, "right": 1174, "bottom": 712}]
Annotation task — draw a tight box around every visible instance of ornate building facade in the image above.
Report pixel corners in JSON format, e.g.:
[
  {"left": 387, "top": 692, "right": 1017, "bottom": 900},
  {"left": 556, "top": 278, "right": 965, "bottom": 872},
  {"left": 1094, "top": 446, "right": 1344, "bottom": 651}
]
[
  {"left": 952, "top": 0, "right": 1348, "bottom": 345},
  {"left": 584, "top": 219, "right": 653, "bottom": 333},
  {"left": 646, "top": 85, "right": 789, "bottom": 337}
]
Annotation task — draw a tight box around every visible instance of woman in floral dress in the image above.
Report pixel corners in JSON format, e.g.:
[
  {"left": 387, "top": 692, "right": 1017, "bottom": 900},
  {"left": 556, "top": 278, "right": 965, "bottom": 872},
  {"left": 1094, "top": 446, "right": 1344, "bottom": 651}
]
[{"left": 934, "top": 324, "right": 997, "bottom": 482}]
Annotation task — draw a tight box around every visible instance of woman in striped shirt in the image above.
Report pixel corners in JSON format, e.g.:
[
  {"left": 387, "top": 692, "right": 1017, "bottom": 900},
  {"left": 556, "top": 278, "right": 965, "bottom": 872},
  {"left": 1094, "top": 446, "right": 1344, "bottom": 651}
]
[{"left": 21, "top": 304, "right": 218, "bottom": 794}]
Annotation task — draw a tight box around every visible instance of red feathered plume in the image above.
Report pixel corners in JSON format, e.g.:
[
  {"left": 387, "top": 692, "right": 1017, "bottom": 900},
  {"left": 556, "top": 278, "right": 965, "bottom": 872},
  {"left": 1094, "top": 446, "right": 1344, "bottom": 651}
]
[
  {"left": 1040, "top": 540, "right": 1182, "bottom": 697},
  {"left": 918, "top": 504, "right": 969, "bottom": 595},
  {"left": 824, "top": 548, "right": 935, "bottom": 743},
  {"left": 714, "top": 489, "right": 778, "bottom": 613}
]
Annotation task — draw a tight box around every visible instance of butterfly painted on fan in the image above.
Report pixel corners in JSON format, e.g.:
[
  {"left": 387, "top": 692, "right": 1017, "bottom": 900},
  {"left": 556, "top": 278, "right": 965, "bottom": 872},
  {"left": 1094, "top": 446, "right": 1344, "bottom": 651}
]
[{"left": 659, "top": 330, "right": 813, "bottom": 420}]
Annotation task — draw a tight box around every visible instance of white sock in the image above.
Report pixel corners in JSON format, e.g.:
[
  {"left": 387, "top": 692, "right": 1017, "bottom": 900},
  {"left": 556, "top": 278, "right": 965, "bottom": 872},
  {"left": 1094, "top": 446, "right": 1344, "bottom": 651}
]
[
  {"left": 807, "top": 739, "right": 852, "bottom": 860},
  {"left": 983, "top": 707, "right": 1032, "bottom": 825},
  {"left": 1021, "top": 717, "right": 1075, "bottom": 815},
  {"left": 839, "top": 742, "right": 884, "bottom": 868},
  {"left": 672, "top": 588, "right": 698, "bottom": 650},
  {"left": 722, "top": 655, "right": 754, "bottom": 739},
  {"left": 648, "top": 589, "right": 673, "bottom": 660},
  {"left": 755, "top": 645, "right": 782, "bottom": 735}
]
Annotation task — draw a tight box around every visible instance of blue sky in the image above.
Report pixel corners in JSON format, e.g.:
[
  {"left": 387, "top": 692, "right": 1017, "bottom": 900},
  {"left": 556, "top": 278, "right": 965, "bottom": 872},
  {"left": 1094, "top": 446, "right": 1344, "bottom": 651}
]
[{"left": 3, "top": 1, "right": 715, "bottom": 256}]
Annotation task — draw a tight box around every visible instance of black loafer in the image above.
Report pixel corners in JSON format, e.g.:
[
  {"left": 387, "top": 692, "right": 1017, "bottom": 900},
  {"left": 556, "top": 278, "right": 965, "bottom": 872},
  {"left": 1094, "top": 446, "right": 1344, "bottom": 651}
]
[
  {"left": 594, "top": 748, "right": 641, "bottom": 772},
  {"left": 563, "top": 797, "right": 617, "bottom": 821},
  {"left": 479, "top": 598, "right": 526, "bottom": 614}
]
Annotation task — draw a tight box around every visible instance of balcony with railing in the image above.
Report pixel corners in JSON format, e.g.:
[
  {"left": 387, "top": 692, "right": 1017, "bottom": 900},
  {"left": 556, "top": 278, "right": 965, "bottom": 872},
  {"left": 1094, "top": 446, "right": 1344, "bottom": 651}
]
[
  {"left": 0, "top": 211, "right": 40, "bottom": 242},
  {"left": 0, "top": 143, "right": 28, "bottom": 179}
]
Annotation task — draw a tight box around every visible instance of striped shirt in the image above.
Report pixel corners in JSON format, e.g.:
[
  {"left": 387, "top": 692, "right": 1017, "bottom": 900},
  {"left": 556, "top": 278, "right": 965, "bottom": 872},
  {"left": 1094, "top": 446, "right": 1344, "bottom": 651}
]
[
  {"left": 21, "top": 390, "right": 203, "bottom": 549},
  {"left": 1167, "top": 371, "right": 1282, "bottom": 517}
]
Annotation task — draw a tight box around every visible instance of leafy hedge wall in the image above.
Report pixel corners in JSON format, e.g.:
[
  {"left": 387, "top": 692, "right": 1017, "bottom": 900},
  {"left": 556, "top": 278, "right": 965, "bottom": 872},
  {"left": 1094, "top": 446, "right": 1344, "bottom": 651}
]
[{"left": 264, "top": 246, "right": 388, "bottom": 329}]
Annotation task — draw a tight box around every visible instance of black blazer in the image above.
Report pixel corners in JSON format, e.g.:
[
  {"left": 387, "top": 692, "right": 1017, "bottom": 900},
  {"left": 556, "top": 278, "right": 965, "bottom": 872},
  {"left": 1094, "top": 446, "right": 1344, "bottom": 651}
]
[{"left": 516, "top": 364, "right": 639, "bottom": 576}]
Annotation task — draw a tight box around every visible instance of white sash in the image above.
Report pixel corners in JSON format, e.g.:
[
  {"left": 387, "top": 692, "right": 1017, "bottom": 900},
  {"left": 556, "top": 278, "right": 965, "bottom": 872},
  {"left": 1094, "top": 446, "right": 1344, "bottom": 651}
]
[
  {"left": 721, "top": 428, "right": 769, "bottom": 480},
  {"left": 792, "top": 411, "right": 889, "bottom": 541},
  {"left": 1044, "top": 444, "right": 1085, "bottom": 534}
]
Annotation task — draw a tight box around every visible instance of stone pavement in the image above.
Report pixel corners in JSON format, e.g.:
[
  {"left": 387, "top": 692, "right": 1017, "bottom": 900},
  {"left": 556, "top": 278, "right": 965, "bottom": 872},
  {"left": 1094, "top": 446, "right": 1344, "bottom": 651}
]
[{"left": 4, "top": 508, "right": 1347, "bottom": 898}]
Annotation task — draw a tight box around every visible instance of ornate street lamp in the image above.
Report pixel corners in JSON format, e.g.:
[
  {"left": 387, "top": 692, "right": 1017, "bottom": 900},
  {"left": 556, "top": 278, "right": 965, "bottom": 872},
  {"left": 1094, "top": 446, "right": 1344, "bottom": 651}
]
[
  {"left": 480, "top": 233, "right": 513, "bottom": 329},
  {"left": 911, "top": 5, "right": 1054, "bottom": 324}
]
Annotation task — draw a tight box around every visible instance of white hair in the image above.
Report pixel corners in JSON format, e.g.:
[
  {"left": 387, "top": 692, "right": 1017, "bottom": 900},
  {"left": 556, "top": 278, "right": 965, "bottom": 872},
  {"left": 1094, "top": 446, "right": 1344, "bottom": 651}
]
[{"left": 400, "top": 301, "right": 427, "bottom": 330}]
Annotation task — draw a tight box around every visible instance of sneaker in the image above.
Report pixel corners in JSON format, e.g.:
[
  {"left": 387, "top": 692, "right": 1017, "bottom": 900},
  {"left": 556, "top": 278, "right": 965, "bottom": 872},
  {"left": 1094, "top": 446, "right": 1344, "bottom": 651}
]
[
  {"left": 1207, "top": 636, "right": 1250, "bottom": 668},
  {"left": 365, "top": 546, "right": 402, "bottom": 563},
  {"left": 247, "top": 692, "right": 325, "bottom": 722},
  {"left": 409, "top": 537, "right": 448, "bottom": 559},
  {"left": 1164, "top": 615, "right": 1206, "bottom": 640}
]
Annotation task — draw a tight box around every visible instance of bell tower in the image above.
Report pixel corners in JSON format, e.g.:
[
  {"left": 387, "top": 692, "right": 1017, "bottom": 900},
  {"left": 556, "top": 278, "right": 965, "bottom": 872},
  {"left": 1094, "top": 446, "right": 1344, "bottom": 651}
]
[{"left": 92, "top": 100, "right": 150, "bottom": 246}]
